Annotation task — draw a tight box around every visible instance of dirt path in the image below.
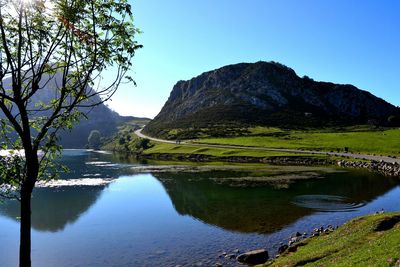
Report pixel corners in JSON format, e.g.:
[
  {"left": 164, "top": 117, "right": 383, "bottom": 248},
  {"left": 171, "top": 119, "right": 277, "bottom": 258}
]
[
  {"left": 135, "top": 129, "right": 179, "bottom": 144},
  {"left": 135, "top": 129, "right": 400, "bottom": 164}
]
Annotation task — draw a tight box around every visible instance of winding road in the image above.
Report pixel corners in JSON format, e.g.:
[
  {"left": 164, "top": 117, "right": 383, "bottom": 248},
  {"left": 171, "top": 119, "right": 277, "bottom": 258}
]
[{"left": 135, "top": 129, "right": 400, "bottom": 164}]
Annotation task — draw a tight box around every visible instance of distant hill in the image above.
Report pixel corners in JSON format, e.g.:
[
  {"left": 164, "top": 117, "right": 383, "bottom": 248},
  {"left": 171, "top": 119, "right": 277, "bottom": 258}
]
[
  {"left": 0, "top": 74, "right": 149, "bottom": 148},
  {"left": 59, "top": 113, "right": 150, "bottom": 148},
  {"left": 144, "top": 61, "right": 400, "bottom": 137}
]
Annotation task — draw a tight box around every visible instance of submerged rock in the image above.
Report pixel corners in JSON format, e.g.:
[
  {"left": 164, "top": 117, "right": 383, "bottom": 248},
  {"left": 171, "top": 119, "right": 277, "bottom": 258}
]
[
  {"left": 225, "top": 254, "right": 236, "bottom": 259},
  {"left": 236, "top": 249, "right": 269, "bottom": 265}
]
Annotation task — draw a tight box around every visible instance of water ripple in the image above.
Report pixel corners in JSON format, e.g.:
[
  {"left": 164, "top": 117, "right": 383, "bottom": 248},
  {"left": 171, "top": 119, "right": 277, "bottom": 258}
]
[{"left": 292, "top": 194, "right": 366, "bottom": 212}]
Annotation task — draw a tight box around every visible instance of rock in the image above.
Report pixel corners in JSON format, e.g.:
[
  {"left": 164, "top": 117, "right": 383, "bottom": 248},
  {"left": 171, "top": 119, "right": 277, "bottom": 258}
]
[
  {"left": 236, "top": 249, "right": 269, "bottom": 265},
  {"left": 295, "top": 232, "right": 302, "bottom": 237},
  {"left": 225, "top": 254, "right": 236, "bottom": 259},
  {"left": 323, "top": 229, "right": 331, "bottom": 234},
  {"left": 312, "top": 232, "right": 320, "bottom": 237},
  {"left": 215, "top": 263, "right": 223, "bottom": 267},
  {"left": 278, "top": 244, "right": 288, "bottom": 254},
  {"left": 218, "top": 252, "right": 227, "bottom": 258}
]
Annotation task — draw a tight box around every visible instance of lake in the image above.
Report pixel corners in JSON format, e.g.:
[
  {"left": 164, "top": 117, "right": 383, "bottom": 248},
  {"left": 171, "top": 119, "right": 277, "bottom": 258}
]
[{"left": 1, "top": 150, "right": 399, "bottom": 267}]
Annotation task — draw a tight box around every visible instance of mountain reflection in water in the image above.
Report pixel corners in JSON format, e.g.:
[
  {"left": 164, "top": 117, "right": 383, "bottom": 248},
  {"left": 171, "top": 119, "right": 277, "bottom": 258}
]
[
  {"left": 0, "top": 186, "right": 106, "bottom": 232},
  {"left": 0, "top": 149, "right": 136, "bottom": 232},
  {"left": 0, "top": 164, "right": 398, "bottom": 233},
  {"left": 154, "top": 170, "right": 399, "bottom": 233}
]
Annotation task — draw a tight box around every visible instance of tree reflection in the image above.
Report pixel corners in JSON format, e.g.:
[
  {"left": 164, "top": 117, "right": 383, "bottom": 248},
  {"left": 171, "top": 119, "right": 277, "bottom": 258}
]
[{"left": 0, "top": 186, "right": 106, "bottom": 232}]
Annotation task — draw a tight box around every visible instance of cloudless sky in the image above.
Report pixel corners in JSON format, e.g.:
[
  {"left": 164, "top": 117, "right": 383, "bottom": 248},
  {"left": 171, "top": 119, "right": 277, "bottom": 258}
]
[{"left": 107, "top": 0, "right": 400, "bottom": 118}]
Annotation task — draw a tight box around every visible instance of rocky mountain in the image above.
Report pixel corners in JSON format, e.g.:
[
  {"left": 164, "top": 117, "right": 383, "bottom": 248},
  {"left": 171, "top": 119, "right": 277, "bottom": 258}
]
[
  {"left": 145, "top": 61, "right": 399, "bottom": 137},
  {"left": 0, "top": 74, "right": 146, "bottom": 148}
]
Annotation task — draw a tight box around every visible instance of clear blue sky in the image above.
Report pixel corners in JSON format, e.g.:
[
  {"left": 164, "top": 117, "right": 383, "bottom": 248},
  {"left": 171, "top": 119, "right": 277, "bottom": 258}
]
[{"left": 107, "top": 0, "right": 400, "bottom": 118}]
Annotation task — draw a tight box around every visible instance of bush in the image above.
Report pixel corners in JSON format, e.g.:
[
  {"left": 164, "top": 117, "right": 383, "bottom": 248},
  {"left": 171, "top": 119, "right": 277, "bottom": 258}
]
[
  {"left": 135, "top": 138, "right": 151, "bottom": 150},
  {"left": 118, "top": 136, "right": 126, "bottom": 145}
]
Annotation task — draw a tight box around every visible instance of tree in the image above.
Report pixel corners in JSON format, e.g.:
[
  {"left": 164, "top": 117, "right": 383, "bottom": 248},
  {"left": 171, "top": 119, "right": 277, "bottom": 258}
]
[
  {"left": 88, "top": 130, "right": 101, "bottom": 149},
  {"left": 135, "top": 138, "right": 151, "bottom": 150},
  {"left": 118, "top": 136, "right": 126, "bottom": 145},
  {"left": 0, "top": 1, "right": 141, "bottom": 266}
]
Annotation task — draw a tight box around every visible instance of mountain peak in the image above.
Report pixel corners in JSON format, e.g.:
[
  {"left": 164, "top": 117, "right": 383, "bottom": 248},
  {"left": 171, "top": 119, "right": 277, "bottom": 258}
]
[{"left": 145, "top": 61, "right": 399, "bottom": 137}]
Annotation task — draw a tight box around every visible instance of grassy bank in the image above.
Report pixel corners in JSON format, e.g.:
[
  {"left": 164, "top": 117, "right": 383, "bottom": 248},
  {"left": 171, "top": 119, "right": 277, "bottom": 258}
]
[
  {"left": 263, "top": 212, "right": 400, "bottom": 267},
  {"left": 143, "top": 143, "right": 323, "bottom": 158},
  {"left": 194, "top": 126, "right": 400, "bottom": 157},
  {"left": 103, "top": 124, "right": 400, "bottom": 165}
]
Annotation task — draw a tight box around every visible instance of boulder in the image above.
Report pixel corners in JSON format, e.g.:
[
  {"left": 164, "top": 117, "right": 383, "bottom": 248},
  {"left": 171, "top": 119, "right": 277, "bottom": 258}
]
[
  {"left": 236, "top": 249, "right": 269, "bottom": 265},
  {"left": 278, "top": 244, "right": 288, "bottom": 254}
]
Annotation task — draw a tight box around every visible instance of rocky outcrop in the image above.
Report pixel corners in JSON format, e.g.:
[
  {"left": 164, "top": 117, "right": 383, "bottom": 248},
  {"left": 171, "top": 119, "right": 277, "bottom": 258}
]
[
  {"left": 236, "top": 249, "right": 269, "bottom": 265},
  {"left": 145, "top": 61, "right": 399, "bottom": 137}
]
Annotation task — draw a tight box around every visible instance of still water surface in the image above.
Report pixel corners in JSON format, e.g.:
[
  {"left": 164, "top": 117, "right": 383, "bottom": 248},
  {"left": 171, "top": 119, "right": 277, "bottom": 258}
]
[{"left": 0, "top": 150, "right": 400, "bottom": 266}]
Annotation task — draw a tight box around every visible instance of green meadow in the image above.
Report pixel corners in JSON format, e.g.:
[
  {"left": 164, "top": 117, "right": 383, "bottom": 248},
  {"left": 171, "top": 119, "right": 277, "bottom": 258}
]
[
  {"left": 143, "top": 142, "right": 322, "bottom": 158},
  {"left": 194, "top": 126, "right": 400, "bottom": 157}
]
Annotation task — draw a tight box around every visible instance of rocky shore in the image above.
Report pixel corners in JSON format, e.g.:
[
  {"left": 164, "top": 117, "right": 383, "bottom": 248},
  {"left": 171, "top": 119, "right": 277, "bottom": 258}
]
[
  {"left": 209, "top": 223, "right": 338, "bottom": 266},
  {"left": 213, "top": 211, "right": 391, "bottom": 266},
  {"left": 337, "top": 159, "right": 400, "bottom": 177}
]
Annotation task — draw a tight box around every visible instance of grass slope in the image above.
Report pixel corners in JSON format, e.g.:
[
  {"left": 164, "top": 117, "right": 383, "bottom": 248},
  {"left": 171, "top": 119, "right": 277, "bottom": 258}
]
[
  {"left": 196, "top": 127, "right": 400, "bottom": 157},
  {"left": 264, "top": 213, "right": 400, "bottom": 267},
  {"left": 143, "top": 143, "right": 326, "bottom": 159}
]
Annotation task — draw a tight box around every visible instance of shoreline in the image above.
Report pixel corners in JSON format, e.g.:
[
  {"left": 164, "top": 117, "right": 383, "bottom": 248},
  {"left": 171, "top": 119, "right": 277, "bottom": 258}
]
[
  {"left": 138, "top": 152, "right": 400, "bottom": 178},
  {"left": 130, "top": 128, "right": 400, "bottom": 178}
]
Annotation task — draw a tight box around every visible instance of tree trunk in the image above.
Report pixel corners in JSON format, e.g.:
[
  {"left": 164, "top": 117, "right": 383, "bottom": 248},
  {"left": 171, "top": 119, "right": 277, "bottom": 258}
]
[{"left": 19, "top": 189, "right": 32, "bottom": 267}]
